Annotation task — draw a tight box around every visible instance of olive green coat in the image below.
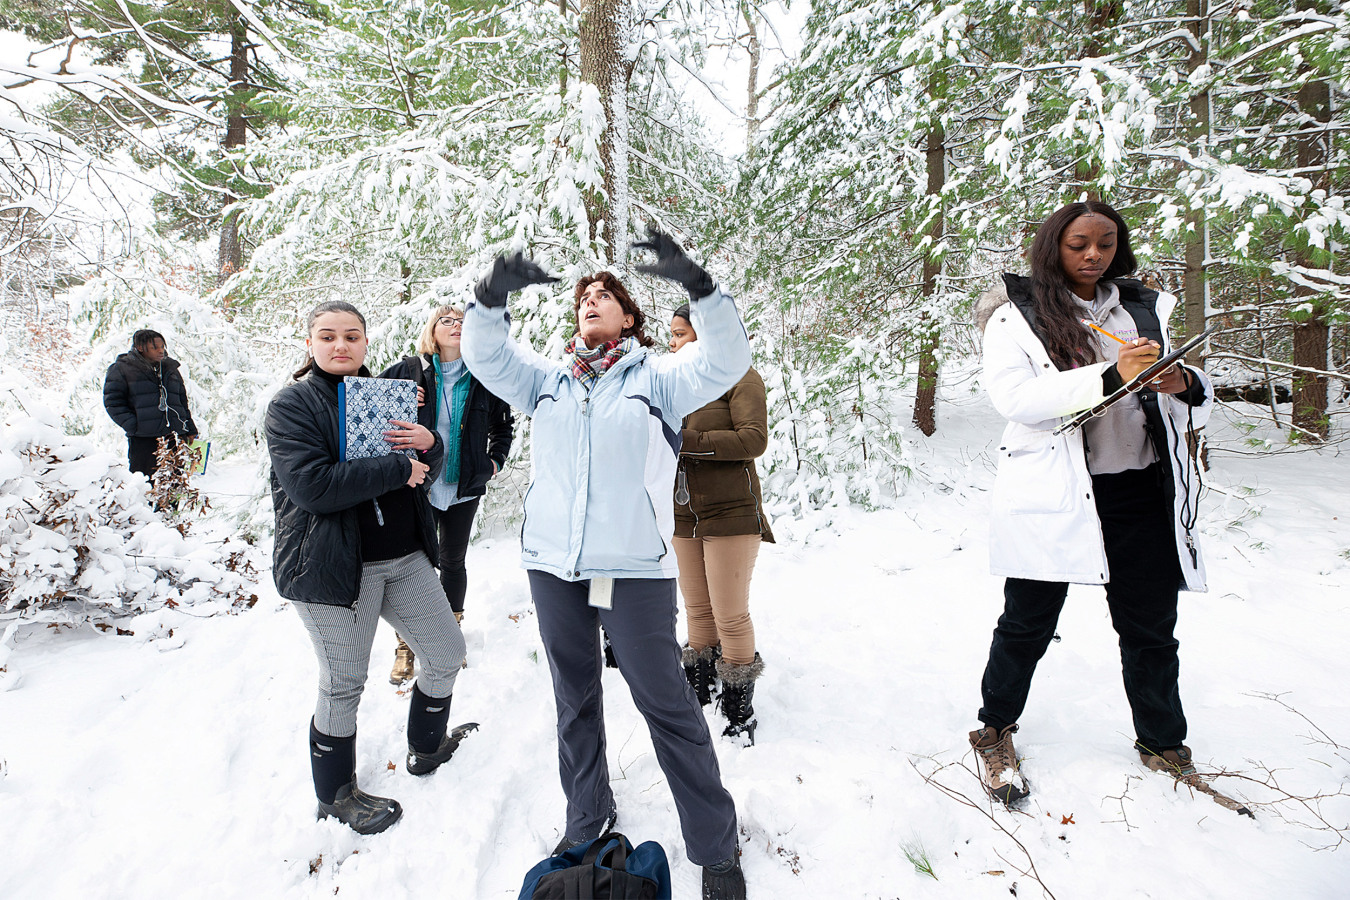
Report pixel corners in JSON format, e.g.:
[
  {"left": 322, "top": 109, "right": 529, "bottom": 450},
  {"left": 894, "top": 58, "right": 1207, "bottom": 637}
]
[{"left": 674, "top": 366, "right": 775, "bottom": 542}]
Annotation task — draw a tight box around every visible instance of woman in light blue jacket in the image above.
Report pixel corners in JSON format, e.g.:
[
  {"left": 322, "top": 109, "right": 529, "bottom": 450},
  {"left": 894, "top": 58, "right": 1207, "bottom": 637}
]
[{"left": 462, "top": 227, "right": 751, "bottom": 900}]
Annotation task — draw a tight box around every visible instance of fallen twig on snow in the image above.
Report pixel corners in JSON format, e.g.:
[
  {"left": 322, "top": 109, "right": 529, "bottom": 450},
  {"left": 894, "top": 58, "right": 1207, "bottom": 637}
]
[{"left": 910, "top": 755, "right": 1058, "bottom": 900}]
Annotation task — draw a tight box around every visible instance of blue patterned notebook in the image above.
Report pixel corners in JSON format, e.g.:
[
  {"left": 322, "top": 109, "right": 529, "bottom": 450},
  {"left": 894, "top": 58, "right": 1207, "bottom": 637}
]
[{"left": 339, "top": 377, "right": 418, "bottom": 461}]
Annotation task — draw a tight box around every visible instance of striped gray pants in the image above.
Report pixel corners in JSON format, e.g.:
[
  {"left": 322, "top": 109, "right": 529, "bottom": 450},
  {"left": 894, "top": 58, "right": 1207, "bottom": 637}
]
[{"left": 293, "top": 551, "right": 466, "bottom": 736}]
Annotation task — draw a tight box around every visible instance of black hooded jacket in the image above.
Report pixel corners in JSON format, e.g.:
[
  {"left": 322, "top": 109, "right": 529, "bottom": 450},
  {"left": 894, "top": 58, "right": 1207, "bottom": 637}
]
[
  {"left": 265, "top": 369, "right": 444, "bottom": 607},
  {"left": 379, "top": 353, "right": 514, "bottom": 497},
  {"left": 103, "top": 350, "right": 197, "bottom": 438}
]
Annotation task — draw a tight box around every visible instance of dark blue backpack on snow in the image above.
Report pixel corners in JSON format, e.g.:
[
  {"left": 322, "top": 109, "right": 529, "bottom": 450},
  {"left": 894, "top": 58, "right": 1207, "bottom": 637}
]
[{"left": 519, "top": 832, "right": 671, "bottom": 900}]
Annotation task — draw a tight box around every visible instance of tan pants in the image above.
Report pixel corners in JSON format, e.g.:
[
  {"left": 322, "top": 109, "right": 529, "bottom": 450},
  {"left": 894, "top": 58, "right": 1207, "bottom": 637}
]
[{"left": 673, "top": 534, "right": 761, "bottom": 665}]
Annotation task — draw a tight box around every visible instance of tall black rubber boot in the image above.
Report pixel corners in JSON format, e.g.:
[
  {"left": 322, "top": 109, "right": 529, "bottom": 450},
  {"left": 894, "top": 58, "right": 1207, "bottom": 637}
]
[
  {"left": 310, "top": 719, "right": 402, "bottom": 835},
  {"left": 406, "top": 683, "right": 479, "bottom": 776},
  {"left": 682, "top": 644, "right": 720, "bottom": 706},
  {"left": 716, "top": 653, "right": 764, "bottom": 746},
  {"left": 702, "top": 852, "right": 747, "bottom": 900}
]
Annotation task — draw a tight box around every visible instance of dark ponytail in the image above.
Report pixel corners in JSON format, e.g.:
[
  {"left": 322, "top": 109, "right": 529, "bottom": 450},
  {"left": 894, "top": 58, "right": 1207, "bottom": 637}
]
[
  {"left": 1026, "top": 200, "right": 1137, "bottom": 371},
  {"left": 292, "top": 301, "right": 368, "bottom": 380}
]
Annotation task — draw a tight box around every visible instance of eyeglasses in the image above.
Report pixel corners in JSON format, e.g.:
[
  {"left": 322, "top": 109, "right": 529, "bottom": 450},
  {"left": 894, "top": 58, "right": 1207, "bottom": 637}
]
[{"left": 438, "top": 316, "right": 464, "bottom": 327}]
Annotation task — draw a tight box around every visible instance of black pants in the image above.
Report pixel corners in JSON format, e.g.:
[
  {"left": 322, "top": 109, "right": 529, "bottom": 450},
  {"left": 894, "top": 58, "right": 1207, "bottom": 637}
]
[
  {"left": 978, "top": 464, "right": 1187, "bottom": 752},
  {"left": 434, "top": 498, "right": 480, "bottom": 614},
  {"left": 128, "top": 433, "right": 178, "bottom": 479}
]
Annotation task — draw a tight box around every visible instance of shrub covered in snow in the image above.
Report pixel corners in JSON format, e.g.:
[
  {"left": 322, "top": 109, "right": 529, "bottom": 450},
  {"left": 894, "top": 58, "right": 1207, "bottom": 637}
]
[{"left": 0, "top": 381, "right": 261, "bottom": 627}]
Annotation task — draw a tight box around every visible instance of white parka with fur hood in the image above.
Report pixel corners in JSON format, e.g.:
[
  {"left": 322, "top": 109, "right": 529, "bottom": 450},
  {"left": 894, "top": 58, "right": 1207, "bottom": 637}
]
[{"left": 976, "top": 275, "right": 1212, "bottom": 591}]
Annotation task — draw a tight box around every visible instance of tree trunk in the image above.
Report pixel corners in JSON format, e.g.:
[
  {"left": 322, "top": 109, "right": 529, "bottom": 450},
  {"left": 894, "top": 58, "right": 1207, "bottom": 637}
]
[
  {"left": 398, "top": 260, "right": 413, "bottom": 305},
  {"left": 1076, "top": 0, "right": 1122, "bottom": 194},
  {"left": 912, "top": 111, "right": 944, "bottom": 437},
  {"left": 1291, "top": 72, "right": 1332, "bottom": 440},
  {"left": 579, "top": 0, "right": 630, "bottom": 264},
  {"left": 558, "top": 0, "right": 569, "bottom": 98},
  {"left": 1182, "top": 0, "right": 1210, "bottom": 364},
  {"left": 742, "top": 1, "right": 761, "bottom": 158},
  {"left": 217, "top": 9, "right": 248, "bottom": 285}
]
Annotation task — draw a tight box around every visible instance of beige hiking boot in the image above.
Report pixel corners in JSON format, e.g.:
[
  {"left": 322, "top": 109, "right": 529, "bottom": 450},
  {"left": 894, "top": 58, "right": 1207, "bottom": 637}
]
[
  {"left": 1139, "top": 744, "right": 1254, "bottom": 817},
  {"left": 390, "top": 637, "right": 415, "bottom": 685},
  {"left": 969, "top": 724, "right": 1029, "bottom": 805},
  {"left": 1139, "top": 745, "right": 1201, "bottom": 785}
]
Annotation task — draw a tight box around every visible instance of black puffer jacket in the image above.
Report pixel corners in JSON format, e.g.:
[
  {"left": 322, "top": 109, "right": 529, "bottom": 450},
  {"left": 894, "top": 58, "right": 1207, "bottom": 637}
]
[
  {"left": 103, "top": 350, "right": 197, "bottom": 438},
  {"left": 265, "top": 369, "right": 444, "bottom": 607},
  {"left": 380, "top": 354, "right": 514, "bottom": 497}
]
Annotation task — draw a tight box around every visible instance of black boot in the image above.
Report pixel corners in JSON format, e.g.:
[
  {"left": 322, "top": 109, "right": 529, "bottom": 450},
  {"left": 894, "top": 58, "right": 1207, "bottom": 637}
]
[
  {"left": 702, "top": 853, "right": 746, "bottom": 900},
  {"left": 716, "top": 653, "right": 764, "bottom": 745},
  {"left": 682, "top": 644, "right": 720, "bottom": 706},
  {"left": 551, "top": 803, "right": 618, "bottom": 855},
  {"left": 406, "top": 683, "right": 479, "bottom": 776},
  {"left": 310, "top": 719, "right": 402, "bottom": 835}
]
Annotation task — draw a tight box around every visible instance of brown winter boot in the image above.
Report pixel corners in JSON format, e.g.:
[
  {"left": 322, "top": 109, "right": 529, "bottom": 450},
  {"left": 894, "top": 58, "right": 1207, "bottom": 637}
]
[
  {"left": 390, "top": 636, "right": 415, "bottom": 685},
  {"left": 969, "top": 724, "right": 1029, "bottom": 805},
  {"left": 1139, "top": 745, "right": 1201, "bottom": 786}
]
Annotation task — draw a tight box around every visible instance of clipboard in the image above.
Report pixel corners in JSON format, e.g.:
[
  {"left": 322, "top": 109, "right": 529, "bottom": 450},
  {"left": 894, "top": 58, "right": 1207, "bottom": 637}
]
[{"left": 1053, "top": 324, "right": 1220, "bottom": 435}]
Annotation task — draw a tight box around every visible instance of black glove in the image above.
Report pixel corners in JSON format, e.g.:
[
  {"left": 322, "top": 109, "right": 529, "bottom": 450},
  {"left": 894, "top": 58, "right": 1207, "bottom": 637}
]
[
  {"left": 474, "top": 251, "right": 560, "bottom": 308},
  {"left": 631, "top": 224, "right": 715, "bottom": 301}
]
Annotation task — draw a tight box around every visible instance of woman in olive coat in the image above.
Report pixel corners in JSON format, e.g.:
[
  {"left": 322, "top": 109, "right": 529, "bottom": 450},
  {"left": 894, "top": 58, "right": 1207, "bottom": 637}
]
[{"left": 668, "top": 304, "right": 773, "bottom": 745}]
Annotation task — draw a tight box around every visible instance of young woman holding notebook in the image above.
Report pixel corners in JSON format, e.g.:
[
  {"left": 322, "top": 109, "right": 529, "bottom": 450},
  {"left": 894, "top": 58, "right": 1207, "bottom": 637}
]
[{"left": 264, "top": 300, "right": 473, "bottom": 835}]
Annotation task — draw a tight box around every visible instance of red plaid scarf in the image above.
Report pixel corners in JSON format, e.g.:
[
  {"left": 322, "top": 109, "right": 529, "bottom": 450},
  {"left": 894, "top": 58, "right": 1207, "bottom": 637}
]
[{"left": 567, "top": 336, "right": 632, "bottom": 390}]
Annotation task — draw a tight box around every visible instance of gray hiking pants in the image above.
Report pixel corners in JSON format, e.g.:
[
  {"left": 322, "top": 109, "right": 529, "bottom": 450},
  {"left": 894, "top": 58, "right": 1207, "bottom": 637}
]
[
  {"left": 294, "top": 551, "right": 466, "bottom": 737},
  {"left": 528, "top": 571, "right": 738, "bottom": 866}
]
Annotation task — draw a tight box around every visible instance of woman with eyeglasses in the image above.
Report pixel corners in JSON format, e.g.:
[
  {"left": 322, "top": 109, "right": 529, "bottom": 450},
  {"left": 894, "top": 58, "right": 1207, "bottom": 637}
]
[{"left": 379, "top": 305, "right": 515, "bottom": 683}]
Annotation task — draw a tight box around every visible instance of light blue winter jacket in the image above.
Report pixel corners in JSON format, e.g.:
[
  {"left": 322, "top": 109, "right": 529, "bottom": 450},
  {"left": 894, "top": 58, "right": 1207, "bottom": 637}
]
[{"left": 461, "top": 286, "right": 752, "bottom": 581}]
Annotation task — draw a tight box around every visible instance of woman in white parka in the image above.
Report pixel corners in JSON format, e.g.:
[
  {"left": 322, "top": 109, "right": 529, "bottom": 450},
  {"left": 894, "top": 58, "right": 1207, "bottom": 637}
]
[{"left": 968, "top": 201, "right": 1217, "bottom": 806}]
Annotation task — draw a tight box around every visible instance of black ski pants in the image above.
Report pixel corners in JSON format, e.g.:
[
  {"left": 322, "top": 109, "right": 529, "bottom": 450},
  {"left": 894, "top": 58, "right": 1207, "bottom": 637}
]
[
  {"left": 434, "top": 497, "right": 480, "bottom": 614},
  {"left": 978, "top": 464, "right": 1188, "bottom": 753},
  {"left": 527, "top": 571, "right": 738, "bottom": 866}
]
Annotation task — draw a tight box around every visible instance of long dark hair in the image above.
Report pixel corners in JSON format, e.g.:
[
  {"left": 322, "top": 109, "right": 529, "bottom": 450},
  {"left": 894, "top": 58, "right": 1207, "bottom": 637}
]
[
  {"left": 573, "top": 272, "right": 656, "bottom": 348},
  {"left": 1027, "top": 200, "right": 1137, "bottom": 371},
  {"left": 292, "top": 300, "right": 368, "bottom": 380}
]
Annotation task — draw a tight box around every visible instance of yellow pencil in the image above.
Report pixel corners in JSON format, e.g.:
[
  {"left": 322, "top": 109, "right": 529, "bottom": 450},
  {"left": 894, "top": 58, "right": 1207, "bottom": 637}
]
[{"left": 1080, "top": 318, "right": 1129, "bottom": 345}]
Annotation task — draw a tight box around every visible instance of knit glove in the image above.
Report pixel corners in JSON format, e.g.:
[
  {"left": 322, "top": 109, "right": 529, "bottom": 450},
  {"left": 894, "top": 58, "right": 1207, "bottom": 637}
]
[
  {"left": 474, "top": 251, "right": 559, "bottom": 308},
  {"left": 631, "top": 224, "right": 715, "bottom": 301}
]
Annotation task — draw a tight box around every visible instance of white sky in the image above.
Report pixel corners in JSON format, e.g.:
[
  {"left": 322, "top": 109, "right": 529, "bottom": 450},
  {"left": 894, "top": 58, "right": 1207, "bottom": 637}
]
[{"left": 676, "top": 0, "right": 810, "bottom": 155}]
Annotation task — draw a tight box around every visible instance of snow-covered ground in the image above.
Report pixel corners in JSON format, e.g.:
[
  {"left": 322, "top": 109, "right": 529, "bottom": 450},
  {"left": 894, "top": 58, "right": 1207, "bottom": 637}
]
[{"left": 2, "top": 385, "right": 1347, "bottom": 899}]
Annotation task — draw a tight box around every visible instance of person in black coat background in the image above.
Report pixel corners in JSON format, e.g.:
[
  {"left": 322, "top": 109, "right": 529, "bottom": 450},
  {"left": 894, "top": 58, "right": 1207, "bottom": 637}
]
[
  {"left": 265, "top": 300, "right": 474, "bottom": 835},
  {"left": 102, "top": 329, "right": 198, "bottom": 479},
  {"left": 379, "top": 303, "right": 514, "bottom": 683}
]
